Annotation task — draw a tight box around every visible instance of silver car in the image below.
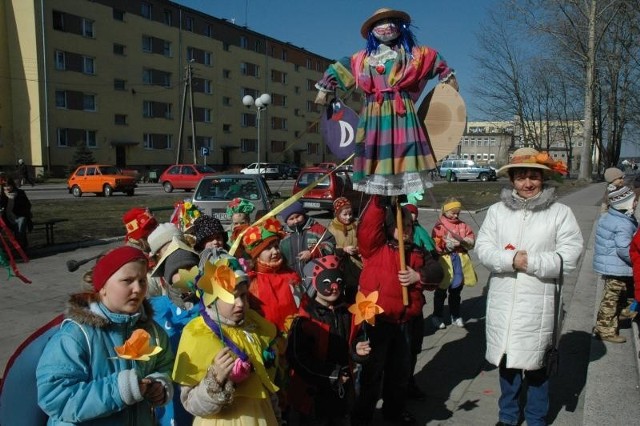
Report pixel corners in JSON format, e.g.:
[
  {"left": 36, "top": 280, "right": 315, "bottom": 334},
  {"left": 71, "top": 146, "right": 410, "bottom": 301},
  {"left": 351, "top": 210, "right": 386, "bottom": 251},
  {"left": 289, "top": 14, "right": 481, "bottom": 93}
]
[{"left": 191, "top": 174, "right": 279, "bottom": 228}]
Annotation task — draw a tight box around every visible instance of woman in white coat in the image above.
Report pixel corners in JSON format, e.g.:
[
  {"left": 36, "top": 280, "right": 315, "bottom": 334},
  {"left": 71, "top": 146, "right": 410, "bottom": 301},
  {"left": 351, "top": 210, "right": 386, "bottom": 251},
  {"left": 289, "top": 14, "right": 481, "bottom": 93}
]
[{"left": 475, "top": 148, "right": 583, "bottom": 426}]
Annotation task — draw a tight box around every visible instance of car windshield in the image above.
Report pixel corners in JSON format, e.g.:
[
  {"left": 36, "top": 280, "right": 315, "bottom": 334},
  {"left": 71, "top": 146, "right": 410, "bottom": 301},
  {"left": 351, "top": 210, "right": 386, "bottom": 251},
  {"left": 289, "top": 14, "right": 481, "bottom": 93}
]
[
  {"left": 195, "top": 165, "right": 216, "bottom": 173},
  {"left": 98, "top": 166, "right": 121, "bottom": 175},
  {"left": 194, "top": 177, "right": 261, "bottom": 201},
  {"left": 297, "top": 172, "right": 330, "bottom": 189}
]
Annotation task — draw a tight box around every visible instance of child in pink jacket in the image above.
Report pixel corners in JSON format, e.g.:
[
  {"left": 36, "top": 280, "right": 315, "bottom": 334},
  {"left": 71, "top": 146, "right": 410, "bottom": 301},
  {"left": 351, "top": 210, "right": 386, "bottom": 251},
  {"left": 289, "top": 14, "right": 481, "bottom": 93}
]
[{"left": 431, "top": 197, "right": 477, "bottom": 329}]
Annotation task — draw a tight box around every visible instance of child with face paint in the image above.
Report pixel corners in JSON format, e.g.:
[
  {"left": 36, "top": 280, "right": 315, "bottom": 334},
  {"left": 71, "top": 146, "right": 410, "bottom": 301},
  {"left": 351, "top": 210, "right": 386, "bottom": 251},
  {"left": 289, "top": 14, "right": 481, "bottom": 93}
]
[
  {"left": 287, "top": 255, "right": 371, "bottom": 426},
  {"left": 172, "top": 251, "right": 281, "bottom": 424}
]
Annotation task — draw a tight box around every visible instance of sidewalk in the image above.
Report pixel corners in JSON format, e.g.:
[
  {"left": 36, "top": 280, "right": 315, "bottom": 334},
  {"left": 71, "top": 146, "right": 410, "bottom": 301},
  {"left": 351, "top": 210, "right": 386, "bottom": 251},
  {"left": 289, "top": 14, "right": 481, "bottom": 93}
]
[{"left": 2, "top": 182, "right": 639, "bottom": 425}]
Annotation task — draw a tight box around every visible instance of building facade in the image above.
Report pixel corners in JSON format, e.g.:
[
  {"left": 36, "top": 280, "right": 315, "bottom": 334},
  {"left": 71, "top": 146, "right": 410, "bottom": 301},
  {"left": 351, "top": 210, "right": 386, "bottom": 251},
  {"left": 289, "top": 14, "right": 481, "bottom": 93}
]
[
  {"left": 0, "top": 0, "right": 343, "bottom": 177},
  {"left": 444, "top": 119, "right": 584, "bottom": 175}
]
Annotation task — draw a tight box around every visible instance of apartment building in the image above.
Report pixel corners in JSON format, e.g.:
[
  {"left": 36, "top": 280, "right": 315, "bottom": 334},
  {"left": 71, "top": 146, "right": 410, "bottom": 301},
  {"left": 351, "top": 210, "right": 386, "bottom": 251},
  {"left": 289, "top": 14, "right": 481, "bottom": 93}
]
[
  {"left": 445, "top": 120, "right": 584, "bottom": 174},
  {"left": 0, "top": 0, "right": 341, "bottom": 177}
]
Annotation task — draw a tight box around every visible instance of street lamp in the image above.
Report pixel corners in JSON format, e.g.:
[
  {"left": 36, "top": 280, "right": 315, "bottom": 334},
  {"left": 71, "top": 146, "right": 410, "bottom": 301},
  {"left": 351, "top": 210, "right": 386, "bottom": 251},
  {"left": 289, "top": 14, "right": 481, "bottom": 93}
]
[{"left": 242, "top": 93, "right": 271, "bottom": 170}]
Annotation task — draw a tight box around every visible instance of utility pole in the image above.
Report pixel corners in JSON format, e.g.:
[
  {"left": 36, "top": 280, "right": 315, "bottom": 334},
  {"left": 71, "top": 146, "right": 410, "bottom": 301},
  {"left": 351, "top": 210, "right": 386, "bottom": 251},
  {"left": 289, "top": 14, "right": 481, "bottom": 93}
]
[
  {"left": 176, "top": 64, "right": 189, "bottom": 165},
  {"left": 188, "top": 63, "right": 197, "bottom": 164}
]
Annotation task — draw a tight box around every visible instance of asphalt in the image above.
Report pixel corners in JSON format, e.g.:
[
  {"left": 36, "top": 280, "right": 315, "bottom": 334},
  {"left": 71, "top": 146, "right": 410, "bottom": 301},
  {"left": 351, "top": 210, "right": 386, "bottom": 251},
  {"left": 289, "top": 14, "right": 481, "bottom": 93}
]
[{"left": 1, "top": 182, "right": 639, "bottom": 425}]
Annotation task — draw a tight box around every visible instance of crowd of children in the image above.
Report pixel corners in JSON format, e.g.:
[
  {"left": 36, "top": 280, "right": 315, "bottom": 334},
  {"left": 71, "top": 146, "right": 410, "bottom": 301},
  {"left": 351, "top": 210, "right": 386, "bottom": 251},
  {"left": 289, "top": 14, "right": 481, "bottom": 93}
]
[{"left": 31, "top": 189, "right": 486, "bottom": 425}]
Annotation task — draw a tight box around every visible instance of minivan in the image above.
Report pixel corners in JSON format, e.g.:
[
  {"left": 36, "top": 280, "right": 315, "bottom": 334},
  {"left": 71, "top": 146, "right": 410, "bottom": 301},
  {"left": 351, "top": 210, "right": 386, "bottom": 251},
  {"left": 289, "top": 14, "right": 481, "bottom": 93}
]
[{"left": 438, "top": 159, "right": 497, "bottom": 182}]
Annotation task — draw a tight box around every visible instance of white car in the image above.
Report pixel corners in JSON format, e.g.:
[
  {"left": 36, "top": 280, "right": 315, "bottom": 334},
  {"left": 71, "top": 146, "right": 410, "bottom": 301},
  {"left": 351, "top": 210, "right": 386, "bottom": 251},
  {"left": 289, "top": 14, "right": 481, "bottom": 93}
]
[{"left": 240, "top": 163, "right": 279, "bottom": 180}]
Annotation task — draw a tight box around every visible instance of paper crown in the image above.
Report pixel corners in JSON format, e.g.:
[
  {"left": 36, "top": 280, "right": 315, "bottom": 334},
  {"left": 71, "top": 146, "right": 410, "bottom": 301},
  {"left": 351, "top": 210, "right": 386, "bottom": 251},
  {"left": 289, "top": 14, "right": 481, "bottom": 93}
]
[
  {"left": 197, "top": 252, "right": 248, "bottom": 306},
  {"left": 241, "top": 217, "right": 283, "bottom": 258},
  {"left": 226, "top": 198, "right": 255, "bottom": 218}
]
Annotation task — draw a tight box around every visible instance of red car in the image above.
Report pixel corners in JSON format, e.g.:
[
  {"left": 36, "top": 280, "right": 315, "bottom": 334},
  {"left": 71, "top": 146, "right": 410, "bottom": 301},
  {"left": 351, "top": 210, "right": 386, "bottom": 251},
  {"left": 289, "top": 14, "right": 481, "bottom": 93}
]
[
  {"left": 159, "top": 164, "right": 216, "bottom": 192},
  {"left": 292, "top": 166, "right": 369, "bottom": 214}
]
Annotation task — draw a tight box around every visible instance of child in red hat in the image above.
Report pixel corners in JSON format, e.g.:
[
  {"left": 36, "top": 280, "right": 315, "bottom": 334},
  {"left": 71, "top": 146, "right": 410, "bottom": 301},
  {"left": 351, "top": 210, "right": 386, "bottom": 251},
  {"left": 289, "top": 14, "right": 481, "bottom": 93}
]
[
  {"left": 123, "top": 207, "right": 158, "bottom": 253},
  {"left": 36, "top": 246, "right": 174, "bottom": 424}
]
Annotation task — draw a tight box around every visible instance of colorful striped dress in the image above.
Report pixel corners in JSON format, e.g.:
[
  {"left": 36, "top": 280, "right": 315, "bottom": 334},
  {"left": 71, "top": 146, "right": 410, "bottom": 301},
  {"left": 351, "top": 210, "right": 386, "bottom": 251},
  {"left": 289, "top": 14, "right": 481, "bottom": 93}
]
[{"left": 316, "top": 45, "right": 454, "bottom": 195}]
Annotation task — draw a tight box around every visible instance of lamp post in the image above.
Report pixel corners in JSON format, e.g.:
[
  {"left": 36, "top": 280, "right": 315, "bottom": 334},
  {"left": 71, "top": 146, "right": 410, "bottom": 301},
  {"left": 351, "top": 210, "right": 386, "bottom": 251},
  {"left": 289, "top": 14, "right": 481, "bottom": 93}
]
[{"left": 242, "top": 93, "right": 271, "bottom": 171}]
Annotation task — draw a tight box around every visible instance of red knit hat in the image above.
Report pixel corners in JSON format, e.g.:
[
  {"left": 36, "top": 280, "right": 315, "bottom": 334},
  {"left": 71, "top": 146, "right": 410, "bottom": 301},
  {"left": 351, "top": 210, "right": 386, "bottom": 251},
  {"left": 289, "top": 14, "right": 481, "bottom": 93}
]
[
  {"left": 123, "top": 207, "right": 158, "bottom": 241},
  {"left": 333, "top": 197, "right": 352, "bottom": 215},
  {"left": 404, "top": 204, "right": 418, "bottom": 218},
  {"left": 93, "top": 246, "right": 148, "bottom": 291}
]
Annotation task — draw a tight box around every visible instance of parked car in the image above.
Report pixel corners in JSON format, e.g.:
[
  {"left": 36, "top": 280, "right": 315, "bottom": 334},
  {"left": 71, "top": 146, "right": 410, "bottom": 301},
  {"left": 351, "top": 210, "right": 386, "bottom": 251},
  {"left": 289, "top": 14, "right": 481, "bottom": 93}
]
[
  {"left": 191, "top": 174, "right": 280, "bottom": 228},
  {"left": 273, "top": 163, "right": 301, "bottom": 180},
  {"left": 67, "top": 164, "right": 137, "bottom": 197},
  {"left": 159, "top": 164, "right": 217, "bottom": 193},
  {"left": 240, "top": 163, "right": 280, "bottom": 180},
  {"left": 292, "top": 166, "right": 369, "bottom": 214},
  {"left": 438, "top": 159, "right": 498, "bottom": 182}
]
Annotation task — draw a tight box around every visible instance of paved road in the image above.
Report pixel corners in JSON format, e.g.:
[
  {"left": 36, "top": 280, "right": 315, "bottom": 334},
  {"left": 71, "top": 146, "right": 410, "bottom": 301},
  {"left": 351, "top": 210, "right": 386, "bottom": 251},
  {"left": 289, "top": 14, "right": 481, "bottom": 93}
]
[{"left": 2, "top": 181, "right": 640, "bottom": 425}]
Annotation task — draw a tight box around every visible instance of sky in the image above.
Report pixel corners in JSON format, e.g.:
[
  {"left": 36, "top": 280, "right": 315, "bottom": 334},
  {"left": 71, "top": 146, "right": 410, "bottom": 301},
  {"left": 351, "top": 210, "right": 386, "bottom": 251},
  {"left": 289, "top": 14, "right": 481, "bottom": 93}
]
[{"left": 175, "top": 0, "right": 496, "bottom": 120}]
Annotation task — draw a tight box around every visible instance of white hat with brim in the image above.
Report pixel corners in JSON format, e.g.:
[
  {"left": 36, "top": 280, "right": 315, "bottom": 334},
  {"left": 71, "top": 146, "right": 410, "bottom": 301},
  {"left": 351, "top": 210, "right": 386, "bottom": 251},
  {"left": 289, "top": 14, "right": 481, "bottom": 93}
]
[
  {"left": 497, "top": 147, "right": 552, "bottom": 177},
  {"left": 360, "top": 8, "right": 411, "bottom": 39}
]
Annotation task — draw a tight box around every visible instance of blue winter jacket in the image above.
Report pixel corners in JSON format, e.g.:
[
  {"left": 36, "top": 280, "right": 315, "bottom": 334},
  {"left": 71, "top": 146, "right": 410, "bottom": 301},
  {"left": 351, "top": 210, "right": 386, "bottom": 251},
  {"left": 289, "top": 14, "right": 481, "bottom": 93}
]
[
  {"left": 36, "top": 293, "right": 175, "bottom": 425},
  {"left": 593, "top": 208, "right": 638, "bottom": 277}
]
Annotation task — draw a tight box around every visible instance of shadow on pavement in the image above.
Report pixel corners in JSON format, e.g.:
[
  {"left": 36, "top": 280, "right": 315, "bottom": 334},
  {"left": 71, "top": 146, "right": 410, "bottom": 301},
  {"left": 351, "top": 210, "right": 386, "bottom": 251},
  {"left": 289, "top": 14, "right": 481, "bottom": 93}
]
[
  {"left": 548, "top": 330, "right": 605, "bottom": 422},
  {"left": 410, "top": 295, "right": 489, "bottom": 424}
]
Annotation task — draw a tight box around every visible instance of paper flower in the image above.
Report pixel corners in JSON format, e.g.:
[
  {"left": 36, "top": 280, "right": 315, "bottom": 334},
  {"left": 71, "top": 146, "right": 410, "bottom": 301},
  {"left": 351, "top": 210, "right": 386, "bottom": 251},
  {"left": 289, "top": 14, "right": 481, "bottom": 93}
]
[
  {"left": 115, "top": 329, "right": 163, "bottom": 361},
  {"left": 349, "top": 291, "right": 384, "bottom": 326},
  {"left": 228, "top": 358, "right": 253, "bottom": 383},
  {"left": 504, "top": 243, "right": 516, "bottom": 250},
  {"left": 197, "top": 256, "right": 246, "bottom": 305}
]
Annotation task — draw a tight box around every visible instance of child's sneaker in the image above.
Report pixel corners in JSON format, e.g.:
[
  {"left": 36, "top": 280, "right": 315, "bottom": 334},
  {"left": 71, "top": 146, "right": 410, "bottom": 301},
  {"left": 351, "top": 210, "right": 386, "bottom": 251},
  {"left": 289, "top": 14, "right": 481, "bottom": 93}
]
[
  {"left": 431, "top": 316, "right": 445, "bottom": 329},
  {"left": 451, "top": 316, "right": 465, "bottom": 327}
]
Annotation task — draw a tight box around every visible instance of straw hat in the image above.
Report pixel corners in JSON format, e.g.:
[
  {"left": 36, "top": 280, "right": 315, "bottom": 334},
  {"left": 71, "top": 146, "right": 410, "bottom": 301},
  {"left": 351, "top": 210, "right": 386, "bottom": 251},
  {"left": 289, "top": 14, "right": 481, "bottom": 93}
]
[
  {"left": 497, "top": 147, "right": 552, "bottom": 177},
  {"left": 360, "top": 8, "right": 410, "bottom": 38}
]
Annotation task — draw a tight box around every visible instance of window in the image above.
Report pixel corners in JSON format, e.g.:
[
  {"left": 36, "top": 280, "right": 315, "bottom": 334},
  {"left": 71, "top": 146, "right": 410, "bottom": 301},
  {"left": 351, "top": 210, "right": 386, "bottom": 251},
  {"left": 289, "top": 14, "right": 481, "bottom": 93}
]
[
  {"left": 164, "top": 9, "right": 172, "bottom": 26},
  {"left": 223, "top": 124, "right": 231, "bottom": 133},
  {"left": 223, "top": 69, "right": 231, "bottom": 79},
  {"left": 307, "top": 143, "right": 319, "bottom": 155},
  {"left": 141, "top": 2, "right": 152, "bottom": 20},
  {"left": 204, "top": 52, "right": 212, "bottom": 66},
  {"left": 306, "top": 58, "right": 312, "bottom": 68},
  {"left": 82, "top": 19, "right": 94, "bottom": 37},
  {"left": 222, "top": 96, "right": 231, "bottom": 106},
  {"left": 254, "top": 40, "right": 263, "bottom": 52},
  {"left": 86, "top": 130, "right": 97, "bottom": 148},
  {"left": 83, "top": 56, "right": 95, "bottom": 74},
  {"left": 142, "top": 36, "right": 152, "bottom": 52},
  {"left": 204, "top": 109, "right": 212, "bottom": 122},
  {"left": 294, "top": 86, "right": 300, "bottom": 94},
  {"left": 55, "top": 51, "right": 65, "bottom": 70},
  {"left": 306, "top": 121, "right": 319, "bottom": 134},
  {"left": 203, "top": 80, "right": 212, "bottom": 94},
  {"left": 185, "top": 16, "right": 194, "bottom": 31},
  {"left": 83, "top": 94, "right": 96, "bottom": 111},
  {"left": 55, "top": 91, "right": 67, "bottom": 108},
  {"left": 241, "top": 138, "right": 257, "bottom": 153},
  {"left": 240, "top": 36, "right": 248, "bottom": 48},
  {"left": 143, "top": 101, "right": 172, "bottom": 118},
  {"left": 271, "top": 140, "right": 286, "bottom": 152},
  {"left": 271, "top": 70, "right": 287, "bottom": 84},
  {"left": 489, "top": 154, "right": 496, "bottom": 161},
  {"left": 272, "top": 93, "right": 286, "bottom": 107},
  {"left": 223, "top": 42, "right": 230, "bottom": 51},
  {"left": 143, "top": 68, "right": 171, "bottom": 87},
  {"left": 281, "top": 50, "right": 287, "bottom": 61},
  {"left": 113, "top": 8, "right": 125, "bottom": 21},
  {"left": 114, "top": 114, "right": 127, "bottom": 125},
  {"left": 144, "top": 133, "right": 172, "bottom": 149},
  {"left": 163, "top": 41, "right": 171, "bottom": 57},
  {"left": 113, "top": 43, "right": 125, "bottom": 55},
  {"left": 57, "top": 128, "right": 69, "bottom": 147},
  {"left": 205, "top": 24, "right": 213, "bottom": 37},
  {"left": 114, "top": 79, "right": 126, "bottom": 90},
  {"left": 241, "top": 113, "right": 256, "bottom": 127},
  {"left": 271, "top": 117, "right": 287, "bottom": 130},
  {"left": 306, "top": 79, "right": 315, "bottom": 90}
]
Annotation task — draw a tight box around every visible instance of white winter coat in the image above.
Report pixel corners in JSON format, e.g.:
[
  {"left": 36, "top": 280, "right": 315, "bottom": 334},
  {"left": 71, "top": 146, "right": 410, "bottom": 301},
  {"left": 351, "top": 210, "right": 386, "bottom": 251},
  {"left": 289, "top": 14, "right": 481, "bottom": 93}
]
[{"left": 476, "top": 187, "right": 583, "bottom": 370}]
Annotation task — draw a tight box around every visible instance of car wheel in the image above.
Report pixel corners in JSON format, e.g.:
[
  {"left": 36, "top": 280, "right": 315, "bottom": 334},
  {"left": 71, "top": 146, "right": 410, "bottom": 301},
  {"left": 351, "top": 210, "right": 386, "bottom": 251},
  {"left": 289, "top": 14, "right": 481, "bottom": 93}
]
[
  {"left": 126, "top": 189, "right": 135, "bottom": 196},
  {"left": 163, "top": 182, "right": 174, "bottom": 193},
  {"left": 479, "top": 173, "right": 489, "bottom": 182},
  {"left": 71, "top": 185, "right": 82, "bottom": 197},
  {"left": 103, "top": 184, "right": 113, "bottom": 197}
]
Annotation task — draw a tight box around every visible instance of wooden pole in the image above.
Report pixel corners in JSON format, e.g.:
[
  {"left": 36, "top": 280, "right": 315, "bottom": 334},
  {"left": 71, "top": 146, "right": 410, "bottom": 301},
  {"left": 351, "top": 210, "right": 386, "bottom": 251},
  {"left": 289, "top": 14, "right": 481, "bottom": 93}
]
[{"left": 396, "top": 200, "right": 409, "bottom": 306}]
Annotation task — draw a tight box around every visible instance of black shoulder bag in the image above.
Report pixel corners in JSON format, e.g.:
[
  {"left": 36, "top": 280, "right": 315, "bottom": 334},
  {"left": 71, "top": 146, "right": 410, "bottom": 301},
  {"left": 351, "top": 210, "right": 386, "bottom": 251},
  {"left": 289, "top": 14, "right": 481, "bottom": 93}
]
[{"left": 544, "top": 253, "right": 563, "bottom": 377}]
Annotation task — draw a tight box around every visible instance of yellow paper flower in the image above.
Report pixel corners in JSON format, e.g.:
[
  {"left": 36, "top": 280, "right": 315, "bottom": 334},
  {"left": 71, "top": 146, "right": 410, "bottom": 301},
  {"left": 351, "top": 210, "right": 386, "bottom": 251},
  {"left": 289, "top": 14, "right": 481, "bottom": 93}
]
[
  {"left": 114, "top": 329, "right": 163, "bottom": 361},
  {"left": 349, "top": 291, "right": 384, "bottom": 326}
]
